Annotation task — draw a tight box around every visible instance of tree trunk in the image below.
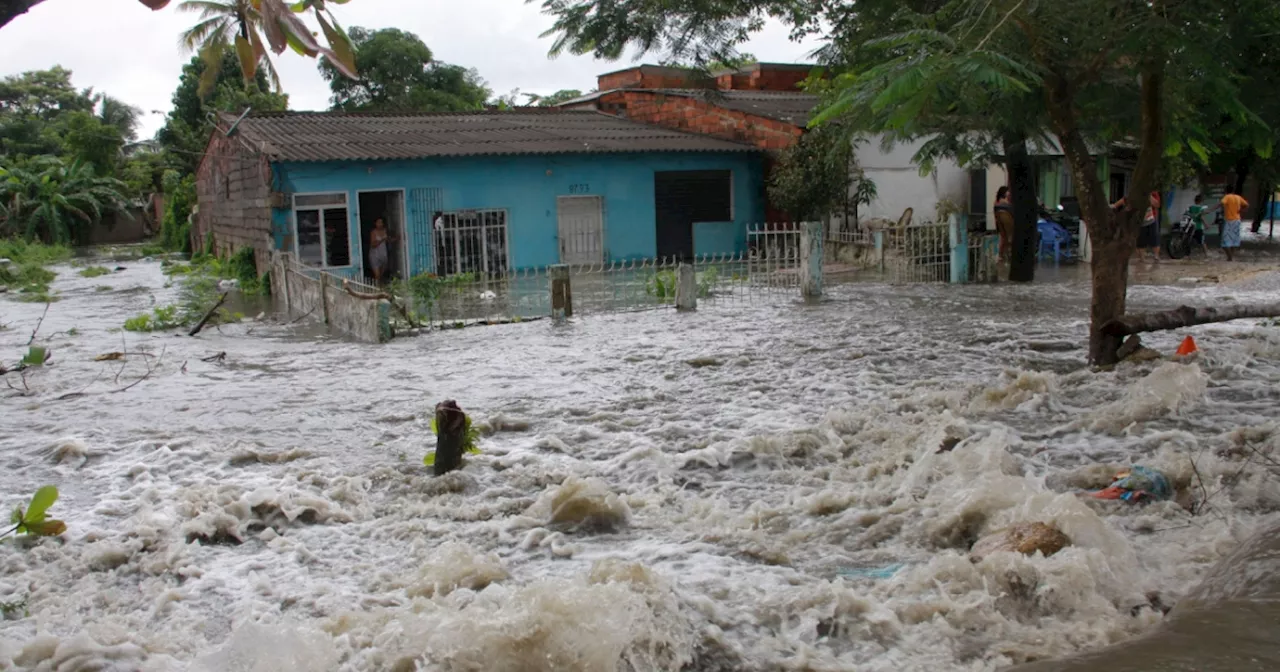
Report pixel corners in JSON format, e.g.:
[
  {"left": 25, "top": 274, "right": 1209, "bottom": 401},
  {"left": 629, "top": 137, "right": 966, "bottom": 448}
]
[
  {"left": 0, "top": 0, "right": 45, "bottom": 31},
  {"left": 1233, "top": 156, "right": 1252, "bottom": 195},
  {"left": 433, "top": 400, "right": 467, "bottom": 476},
  {"left": 1042, "top": 59, "right": 1164, "bottom": 365},
  {"left": 1004, "top": 131, "right": 1037, "bottom": 282},
  {"left": 1101, "top": 302, "right": 1280, "bottom": 337},
  {"left": 1250, "top": 183, "right": 1270, "bottom": 234},
  {"left": 1089, "top": 238, "right": 1131, "bottom": 363}
]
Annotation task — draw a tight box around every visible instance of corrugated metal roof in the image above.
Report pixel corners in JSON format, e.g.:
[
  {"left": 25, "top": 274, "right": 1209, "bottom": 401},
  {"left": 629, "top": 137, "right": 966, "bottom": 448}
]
[{"left": 223, "top": 109, "right": 759, "bottom": 162}]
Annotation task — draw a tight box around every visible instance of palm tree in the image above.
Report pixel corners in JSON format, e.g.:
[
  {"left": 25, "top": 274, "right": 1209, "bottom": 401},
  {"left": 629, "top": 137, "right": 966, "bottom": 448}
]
[
  {"left": 178, "top": 0, "right": 277, "bottom": 98},
  {"left": 0, "top": 157, "right": 130, "bottom": 245},
  {"left": 175, "top": 0, "right": 358, "bottom": 99},
  {"left": 98, "top": 95, "right": 143, "bottom": 144}
]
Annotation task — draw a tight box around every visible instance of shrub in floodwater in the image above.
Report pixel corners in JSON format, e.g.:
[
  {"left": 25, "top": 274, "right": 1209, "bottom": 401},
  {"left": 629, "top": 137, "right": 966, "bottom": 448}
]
[
  {"left": 423, "top": 413, "right": 482, "bottom": 467},
  {"left": 78, "top": 266, "right": 111, "bottom": 278},
  {"left": 0, "top": 262, "right": 57, "bottom": 298},
  {"left": 0, "top": 598, "right": 27, "bottom": 620},
  {"left": 3, "top": 486, "right": 67, "bottom": 540},
  {"left": 95, "top": 285, "right": 111, "bottom": 292},
  {"left": 123, "top": 304, "right": 182, "bottom": 332},
  {"left": 0, "top": 239, "right": 71, "bottom": 266},
  {"left": 21, "top": 346, "right": 48, "bottom": 366},
  {"left": 646, "top": 270, "right": 677, "bottom": 300}
]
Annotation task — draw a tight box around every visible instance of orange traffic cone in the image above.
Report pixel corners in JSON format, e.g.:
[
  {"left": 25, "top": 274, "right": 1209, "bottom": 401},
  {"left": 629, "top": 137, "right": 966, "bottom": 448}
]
[{"left": 1176, "top": 335, "right": 1198, "bottom": 356}]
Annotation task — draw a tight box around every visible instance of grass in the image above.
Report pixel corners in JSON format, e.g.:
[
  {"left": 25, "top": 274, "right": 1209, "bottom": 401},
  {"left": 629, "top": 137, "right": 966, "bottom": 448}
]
[
  {"left": 1, "top": 239, "right": 70, "bottom": 302},
  {"left": 95, "top": 285, "right": 112, "bottom": 292},
  {"left": 78, "top": 266, "right": 111, "bottom": 278},
  {"left": 0, "top": 239, "right": 72, "bottom": 266}
]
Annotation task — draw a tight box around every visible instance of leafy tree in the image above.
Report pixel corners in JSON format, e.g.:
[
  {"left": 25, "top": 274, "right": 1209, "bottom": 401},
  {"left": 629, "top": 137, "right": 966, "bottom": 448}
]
[
  {"left": 98, "top": 95, "right": 142, "bottom": 143},
  {"left": 767, "top": 122, "right": 856, "bottom": 221},
  {"left": 0, "top": 156, "right": 129, "bottom": 244},
  {"left": 0, "top": 67, "right": 96, "bottom": 159},
  {"left": 533, "top": 0, "right": 1280, "bottom": 364},
  {"left": 59, "top": 110, "right": 125, "bottom": 173},
  {"left": 318, "top": 27, "right": 490, "bottom": 112},
  {"left": 529, "top": 89, "right": 584, "bottom": 107},
  {"left": 157, "top": 53, "right": 288, "bottom": 174},
  {"left": 159, "top": 170, "right": 197, "bottom": 253}
]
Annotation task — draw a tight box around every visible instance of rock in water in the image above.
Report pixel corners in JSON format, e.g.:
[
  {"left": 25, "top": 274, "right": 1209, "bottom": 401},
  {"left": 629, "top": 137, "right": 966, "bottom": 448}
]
[{"left": 970, "top": 522, "right": 1071, "bottom": 562}]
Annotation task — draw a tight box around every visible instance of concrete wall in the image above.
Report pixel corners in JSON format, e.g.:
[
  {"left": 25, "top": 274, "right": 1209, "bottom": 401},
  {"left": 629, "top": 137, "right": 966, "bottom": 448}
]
[
  {"left": 272, "top": 151, "right": 765, "bottom": 277},
  {"left": 197, "top": 130, "right": 275, "bottom": 270},
  {"left": 88, "top": 207, "right": 153, "bottom": 245},
  {"left": 269, "top": 251, "right": 389, "bottom": 343},
  {"left": 857, "top": 136, "right": 971, "bottom": 223}
]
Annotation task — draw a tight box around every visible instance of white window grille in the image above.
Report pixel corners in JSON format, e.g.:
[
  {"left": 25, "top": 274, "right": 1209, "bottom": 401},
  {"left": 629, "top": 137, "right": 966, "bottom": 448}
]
[{"left": 432, "top": 209, "right": 510, "bottom": 277}]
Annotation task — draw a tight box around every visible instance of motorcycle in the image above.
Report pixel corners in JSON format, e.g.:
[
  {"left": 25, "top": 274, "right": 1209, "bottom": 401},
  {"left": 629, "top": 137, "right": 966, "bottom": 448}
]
[{"left": 1164, "top": 214, "right": 1198, "bottom": 259}]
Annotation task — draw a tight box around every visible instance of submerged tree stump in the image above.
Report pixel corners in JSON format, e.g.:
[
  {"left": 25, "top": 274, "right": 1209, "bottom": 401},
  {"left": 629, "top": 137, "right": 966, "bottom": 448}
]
[{"left": 433, "top": 400, "right": 468, "bottom": 476}]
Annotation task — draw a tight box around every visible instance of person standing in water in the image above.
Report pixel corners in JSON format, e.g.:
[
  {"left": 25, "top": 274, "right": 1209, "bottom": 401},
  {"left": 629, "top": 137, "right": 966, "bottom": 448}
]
[
  {"left": 1215, "top": 186, "right": 1249, "bottom": 261},
  {"left": 993, "top": 186, "right": 1014, "bottom": 263},
  {"left": 368, "top": 217, "right": 396, "bottom": 284}
]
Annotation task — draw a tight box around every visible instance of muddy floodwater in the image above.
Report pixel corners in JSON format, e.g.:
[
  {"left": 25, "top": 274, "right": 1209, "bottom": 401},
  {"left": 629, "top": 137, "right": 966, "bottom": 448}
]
[{"left": 1, "top": 258, "right": 1279, "bottom": 671}]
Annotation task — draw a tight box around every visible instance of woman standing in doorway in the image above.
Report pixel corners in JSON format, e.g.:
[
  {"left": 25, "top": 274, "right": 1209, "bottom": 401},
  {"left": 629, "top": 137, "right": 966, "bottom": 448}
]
[
  {"left": 369, "top": 217, "right": 396, "bottom": 284},
  {"left": 993, "top": 186, "right": 1014, "bottom": 263}
]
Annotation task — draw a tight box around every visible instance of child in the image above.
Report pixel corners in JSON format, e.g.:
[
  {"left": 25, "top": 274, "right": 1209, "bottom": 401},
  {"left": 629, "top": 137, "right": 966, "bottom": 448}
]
[{"left": 1185, "top": 195, "right": 1210, "bottom": 256}]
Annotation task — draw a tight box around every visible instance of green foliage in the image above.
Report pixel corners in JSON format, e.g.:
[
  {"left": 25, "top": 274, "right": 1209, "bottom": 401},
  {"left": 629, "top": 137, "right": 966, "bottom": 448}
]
[
  {"left": 95, "top": 285, "right": 112, "bottom": 292},
  {"left": 0, "top": 239, "right": 72, "bottom": 265},
  {"left": 423, "top": 414, "right": 481, "bottom": 467},
  {"left": 0, "top": 67, "right": 96, "bottom": 160},
  {"left": 124, "top": 304, "right": 183, "bottom": 332},
  {"left": 0, "top": 598, "right": 28, "bottom": 620},
  {"left": 226, "top": 246, "right": 266, "bottom": 294},
  {"left": 4, "top": 486, "right": 67, "bottom": 539},
  {"left": 0, "top": 263, "right": 56, "bottom": 298},
  {"left": 768, "top": 123, "right": 860, "bottom": 221},
  {"left": 157, "top": 53, "right": 289, "bottom": 175},
  {"left": 529, "top": 89, "right": 584, "bottom": 107},
  {"left": 645, "top": 270, "right": 677, "bottom": 300},
  {"left": 21, "top": 346, "right": 48, "bottom": 367},
  {"left": 319, "top": 27, "right": 491, "bottom": 112},
  {"left": 78, "top": 266, "right": 110, "bottom": 278},
  {"left": 160, "top": 171, "right": 197, "bottom": 253},
  {"left": 0, "top": 156, "right": 130, "bottom": 245}
]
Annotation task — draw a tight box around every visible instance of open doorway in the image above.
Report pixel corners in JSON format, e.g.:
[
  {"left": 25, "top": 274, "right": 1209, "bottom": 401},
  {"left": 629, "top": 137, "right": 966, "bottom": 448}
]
[{"left": 358, "top": 190, "right": 407, "bottom": 284}]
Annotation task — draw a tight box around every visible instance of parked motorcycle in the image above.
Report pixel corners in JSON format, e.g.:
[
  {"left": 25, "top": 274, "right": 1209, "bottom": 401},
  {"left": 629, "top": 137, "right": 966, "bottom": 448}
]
[{"left": 1165, "top": 214, "right": 1198, "bottom": 259}]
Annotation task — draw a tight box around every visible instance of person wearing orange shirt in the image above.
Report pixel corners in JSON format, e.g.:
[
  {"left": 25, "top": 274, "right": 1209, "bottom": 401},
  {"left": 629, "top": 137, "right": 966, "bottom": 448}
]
[{"left": 1213, "top": 186, "right": 1249, "bottom": 261}]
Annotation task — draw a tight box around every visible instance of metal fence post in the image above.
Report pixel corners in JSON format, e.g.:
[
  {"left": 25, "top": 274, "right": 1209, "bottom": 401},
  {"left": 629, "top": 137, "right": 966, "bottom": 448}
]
[
  {"left": 800, "top": 221, "right": 824, "bottom": 299},
  {"left": 949, "top": 214, "right": 969, "bottom": 284},
  {"left": 675, "top": 262, "right": 697, "bottom": 311},
  {"left": 550, "top": 264, "right": 573, "bottom": 319}
]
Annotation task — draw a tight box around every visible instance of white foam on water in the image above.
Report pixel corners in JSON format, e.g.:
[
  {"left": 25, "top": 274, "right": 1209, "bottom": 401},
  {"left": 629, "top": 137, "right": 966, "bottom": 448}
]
[{"left": 0, "top": 261, "right": 1278, "bottom": 670}]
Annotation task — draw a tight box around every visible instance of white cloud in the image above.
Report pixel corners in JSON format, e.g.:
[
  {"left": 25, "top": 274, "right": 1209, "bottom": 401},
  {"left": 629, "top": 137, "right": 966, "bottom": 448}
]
[{"left": 0, "top": 0, "right": 823, "bottom": 139}]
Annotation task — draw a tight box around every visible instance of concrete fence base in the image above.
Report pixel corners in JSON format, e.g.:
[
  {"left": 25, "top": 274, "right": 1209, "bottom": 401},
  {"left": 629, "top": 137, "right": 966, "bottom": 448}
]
[{"left": 269, "top": 251, "right": 390, "bottom": 343}]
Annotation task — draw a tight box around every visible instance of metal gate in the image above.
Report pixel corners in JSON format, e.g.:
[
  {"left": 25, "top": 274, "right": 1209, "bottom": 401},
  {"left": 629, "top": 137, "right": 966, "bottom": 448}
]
[
  {"left": 557, "top": 195, "right": 604, "bottom": 264},
  {"left": 408, "top": 187, "right": 444, "bottom": 277}
]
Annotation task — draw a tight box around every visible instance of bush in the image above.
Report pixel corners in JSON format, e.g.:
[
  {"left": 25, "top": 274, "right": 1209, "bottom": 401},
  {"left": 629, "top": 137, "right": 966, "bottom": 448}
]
[
  {"left": 78, "top": 266, "right": 111, "bottom": 278},
  {"left": 0, "top": 239, "right": 72, "bottom": 265},
  {"left": 159, "top": 171, "right": 196, "bottom": 254},
  {"left": 124, "top": 305, "right": 182, "bottom": 332}
]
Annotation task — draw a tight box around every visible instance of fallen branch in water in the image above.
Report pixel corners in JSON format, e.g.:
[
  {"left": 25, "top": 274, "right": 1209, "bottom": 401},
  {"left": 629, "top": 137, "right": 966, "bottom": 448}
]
[
  {"left": 343, "top": 280, "right": 419, "bottom": 329},
  {"left": 112, "top": 345, "right": 165, "bottom": 394},
  {"left": 188, "top": 292, "right": 230, "bottom": 337},
  {"left": 27, "top": 302, "right": 50, "bottom": 346},
  {"left": 1101, "top": 302, "right": 1280, "bottom": 337},
  {"left": 201, "top": 352, "right": 226, "bottom": 364}
]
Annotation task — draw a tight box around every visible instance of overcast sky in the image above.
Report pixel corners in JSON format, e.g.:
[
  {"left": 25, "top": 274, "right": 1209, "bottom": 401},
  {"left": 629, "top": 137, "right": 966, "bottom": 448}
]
[{"left": 0, "top": 0, "right": 823, "bottom": 139}]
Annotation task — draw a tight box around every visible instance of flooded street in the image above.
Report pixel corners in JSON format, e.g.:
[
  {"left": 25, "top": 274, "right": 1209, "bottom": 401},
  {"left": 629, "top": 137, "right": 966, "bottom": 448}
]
[{"left": 2, "top": 258, "right": 1280, "bottom": 671}]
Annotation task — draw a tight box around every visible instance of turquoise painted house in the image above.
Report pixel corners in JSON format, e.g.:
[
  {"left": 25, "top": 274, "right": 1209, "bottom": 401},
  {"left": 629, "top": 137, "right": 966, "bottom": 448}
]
[{"left": 196, "top": 110, "right": 765, "bottom": 282}]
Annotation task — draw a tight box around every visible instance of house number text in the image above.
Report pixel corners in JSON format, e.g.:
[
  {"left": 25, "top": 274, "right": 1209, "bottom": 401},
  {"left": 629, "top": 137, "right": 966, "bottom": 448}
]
[{"left": 568, "top": 183, "right": 590, "bottom": 194}]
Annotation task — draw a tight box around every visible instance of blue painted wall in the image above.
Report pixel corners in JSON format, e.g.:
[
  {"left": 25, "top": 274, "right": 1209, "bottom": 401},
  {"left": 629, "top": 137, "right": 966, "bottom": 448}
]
[{"left": 271, "top": 151, "right": 764, "bottom": 277}]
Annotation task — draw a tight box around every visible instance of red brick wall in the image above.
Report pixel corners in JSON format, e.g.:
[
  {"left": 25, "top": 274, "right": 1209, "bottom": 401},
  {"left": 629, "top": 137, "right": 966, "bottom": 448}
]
[
  {"left": 598, "top": 68, "right": 696, "bottom": 91},
  {"left": 599, "top": 90, "right": 802, "bottom": 151},
  {"left": 746, "top": 68, "right": 810, "bottom": 92},
  {"left": 195, "top": 130, "right": 274, "bottom": 271}
]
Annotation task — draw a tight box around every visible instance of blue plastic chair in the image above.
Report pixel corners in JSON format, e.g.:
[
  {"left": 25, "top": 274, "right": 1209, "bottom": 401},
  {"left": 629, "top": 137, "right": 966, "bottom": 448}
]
[{"left": 1037, "top": 219, "right": 1072, "bottom": 263}]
